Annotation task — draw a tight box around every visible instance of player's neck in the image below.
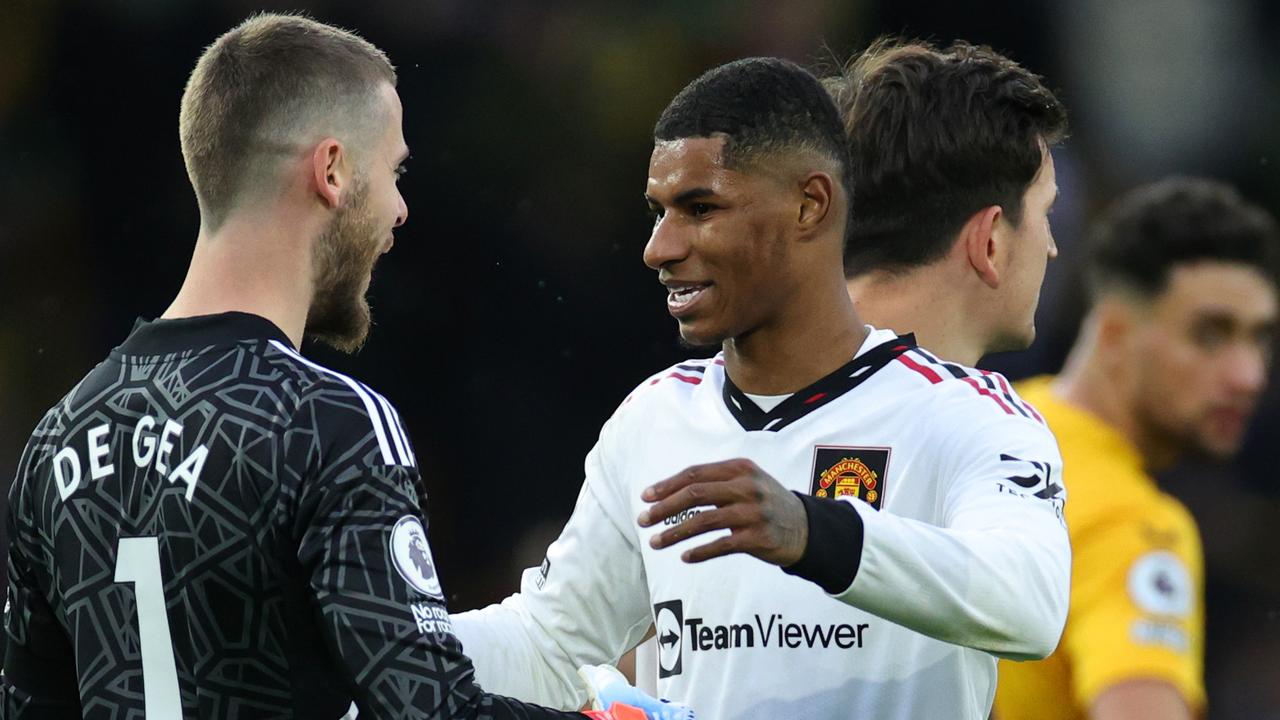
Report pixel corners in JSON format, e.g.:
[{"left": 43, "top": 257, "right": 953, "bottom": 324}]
[
  {"left": 722, "top": 277, "right": 866, "bottom": 395},
  {"left": 847, "top": 268, "right": 988, "bottom": 366},
  {"left": 163, "top": 211, "right": 317, "bottom": 349},
  {"left": 1054, "top": 321, "right": 1181, "bottom": 471}
]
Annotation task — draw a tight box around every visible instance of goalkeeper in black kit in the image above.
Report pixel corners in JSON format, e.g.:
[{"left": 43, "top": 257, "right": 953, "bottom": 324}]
[{"left": 1, "top": 13, "right": 691, "bottom": 720}]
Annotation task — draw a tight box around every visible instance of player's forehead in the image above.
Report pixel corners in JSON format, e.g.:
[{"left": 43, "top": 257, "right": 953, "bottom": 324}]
[
  {"left": 1156, "top": 261, "right": 1279, "bottom": 325},
  {"left": 646, "top": 136, "right": 734, "bottom": 201},
  {"left": 1027, "top": 143, "right": 1057, "bottom": 200},
  {"left": 377, "top": 83, "right": 408, "bottom": 156}
]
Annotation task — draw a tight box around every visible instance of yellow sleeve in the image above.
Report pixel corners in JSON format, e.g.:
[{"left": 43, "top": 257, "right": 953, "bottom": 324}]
[{"left": 1064, "top": 497, "right": 1205, "bottom": 710}]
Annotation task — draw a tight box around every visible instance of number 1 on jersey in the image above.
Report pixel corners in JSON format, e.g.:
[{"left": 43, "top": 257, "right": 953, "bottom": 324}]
[{"left": 115, "top": 536, "right": 182, "bottom": 716}]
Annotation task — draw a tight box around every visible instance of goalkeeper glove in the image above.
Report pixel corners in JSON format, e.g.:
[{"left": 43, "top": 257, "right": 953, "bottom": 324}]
[
  {"left": 582, "top": 706, "right": 646, "bottom": 720},
  {"left": 577, "top": 664, "right": 695, "bottom": 720}
]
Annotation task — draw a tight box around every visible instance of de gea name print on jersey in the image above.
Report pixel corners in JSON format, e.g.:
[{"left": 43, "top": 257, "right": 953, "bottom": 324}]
[{"left": 51, "top": 415, "right": 208, "bottom": 502}]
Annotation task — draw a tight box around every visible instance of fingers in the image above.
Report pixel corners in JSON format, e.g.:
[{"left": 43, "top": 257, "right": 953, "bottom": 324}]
[
  {"left": 648, "top": 504, "right": 757, "bottom": 550},
  {"left": 640, "top": 459, "right": 757, "bottom": 503},
  {"left": 638, "top": 459, "right": 761, "bottom": 529},
  {"left": 637, "top": 459, "right": 780, "bottom": 566},
  {"left": 680, "top": 533, "right": 747, "bottom": 564},
  {"left": 638, "top": 479, "right": 740, "bottom": 528}
]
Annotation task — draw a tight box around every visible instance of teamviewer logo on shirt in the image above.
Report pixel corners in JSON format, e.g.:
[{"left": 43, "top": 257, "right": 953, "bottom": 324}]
[{"left": 654, "top": 600, "right": 684, "bottom": 678}]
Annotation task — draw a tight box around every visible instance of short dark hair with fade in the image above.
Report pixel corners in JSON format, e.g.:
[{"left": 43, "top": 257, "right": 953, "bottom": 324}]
[
  {"left": 1084, "top": 176, "right": 1280, "bottom": 300},
  {"left": 826, "top": 38, "right": 1068, "bottom": 277},
  {"left": 654, "top": 57, "right": 852, "bottom": 215}
]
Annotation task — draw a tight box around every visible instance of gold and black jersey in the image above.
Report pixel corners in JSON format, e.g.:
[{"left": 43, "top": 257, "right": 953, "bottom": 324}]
[{"left": 994, "top": 376, "right": 1205, "bottom": 720}]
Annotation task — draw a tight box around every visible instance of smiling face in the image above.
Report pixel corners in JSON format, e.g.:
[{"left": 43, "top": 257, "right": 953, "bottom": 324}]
[
  {"left": 306, "top": 83, "right": 409, "bottom": 353},
  {"left": 643, "top": 136, "right": 801, "bottom": 347}
]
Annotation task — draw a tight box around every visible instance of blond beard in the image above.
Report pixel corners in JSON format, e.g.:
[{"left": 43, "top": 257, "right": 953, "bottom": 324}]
[{"left": 306, "top": 176, "right": 383, "bottom": 353}]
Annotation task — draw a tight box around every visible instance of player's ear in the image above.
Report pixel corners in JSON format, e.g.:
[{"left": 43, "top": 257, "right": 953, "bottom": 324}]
[
  {"left": 1094, "top": 298, "right": 1138, "bottom": 353},
  {"left": 797, "top": 171, "right": 835, "bottom": 238},
  {"left": 311, "top": 138, "right": 348, "bottom": 210},
  {"left": 961, "top": 205, "right": 1003, "bottom": 288}
]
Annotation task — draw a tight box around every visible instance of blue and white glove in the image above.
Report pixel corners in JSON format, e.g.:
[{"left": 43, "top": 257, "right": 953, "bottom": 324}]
[{"left": 577, "top": 664, "right": 695, "bottom": 720}]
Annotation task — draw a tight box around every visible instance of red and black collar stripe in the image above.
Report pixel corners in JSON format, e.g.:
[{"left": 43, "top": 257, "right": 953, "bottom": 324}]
[
  {"left": 898, "top": 348, "right": 1044, "bottom": 423},
  {"left": 722, "top": 334, "right": 916, "bottom": 432}
]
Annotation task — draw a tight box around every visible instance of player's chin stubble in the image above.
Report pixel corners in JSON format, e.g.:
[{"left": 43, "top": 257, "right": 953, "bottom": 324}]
[
  {"left": 306, "top": 181, "right": 382, "bottom": 354},
  {"left": 1138, "top": 401, "right": 1235, "bottom": 464}
]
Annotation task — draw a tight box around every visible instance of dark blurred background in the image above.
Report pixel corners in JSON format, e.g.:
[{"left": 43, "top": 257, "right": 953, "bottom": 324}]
[{"left": 2, "top": 0, "right": 1278, "bottom": 715}]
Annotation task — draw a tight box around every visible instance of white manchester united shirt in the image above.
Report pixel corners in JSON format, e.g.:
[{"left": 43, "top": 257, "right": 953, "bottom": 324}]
[{"left": 453, "top": 328, "right": 1070, "bottom": 720}]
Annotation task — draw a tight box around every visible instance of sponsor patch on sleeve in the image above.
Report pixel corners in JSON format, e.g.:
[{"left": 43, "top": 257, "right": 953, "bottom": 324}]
[
  {"left": 535, "top": 556, "right": 551, "bottom": 590},
  {"left": 1130, "top": 619, "right": 1190, "bottom": 651},
  {"left": 389, "top": 515, "right": 444, "bottom": 599},
  {"left": 996, "top": 454, "right": 1064, "bottom": 501},
  {"left": 1127, "top": 550, "right": 1192, "bottom": 617},
  {"left": 410, "top": 601, "right": 455, "bottom": 637}
]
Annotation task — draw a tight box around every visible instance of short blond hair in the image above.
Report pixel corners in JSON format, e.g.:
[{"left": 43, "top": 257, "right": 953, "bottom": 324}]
[{"left": 178, "top": 13, "right": 396, "bottom": 229}]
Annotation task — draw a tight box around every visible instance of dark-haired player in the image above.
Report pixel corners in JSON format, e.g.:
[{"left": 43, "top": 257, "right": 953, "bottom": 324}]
[
  {"left": 995, "top": 178, "right": 1280, "bottom": 720},
  {"left": 624, "top": 37, "right": 1073, "bottom": 690},
  {"left": 453, "top": 57, "right": 1069, "bottom": 719},
  {"left": 825, "top": 38, "right": 1067, "bottom": 366},
  {"left": 2, "top": 14, "right": 677, "bottom": 720}
]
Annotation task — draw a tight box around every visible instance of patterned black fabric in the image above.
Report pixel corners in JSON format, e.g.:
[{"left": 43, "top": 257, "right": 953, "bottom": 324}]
[{"left": 3, "top": 312, "right": 582, "bottom": 719}]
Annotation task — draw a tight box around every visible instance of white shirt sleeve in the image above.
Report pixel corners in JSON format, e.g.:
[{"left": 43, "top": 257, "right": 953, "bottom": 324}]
[
  {"left": 451, "top": 417, "right": 653, "bottom": 708},
  {"left": 832, "top": 407, "right": 1070, "bottom": 660}
]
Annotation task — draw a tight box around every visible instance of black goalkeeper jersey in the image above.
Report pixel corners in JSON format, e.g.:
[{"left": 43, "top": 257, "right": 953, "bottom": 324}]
[{"left": 3, "top": 312, "right": 584, "bottom": 719}]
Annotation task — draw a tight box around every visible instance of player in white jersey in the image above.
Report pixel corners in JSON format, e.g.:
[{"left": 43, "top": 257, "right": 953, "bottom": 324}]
[
  {"left": 452, "top": 58, "right": 1070, "bottom": 719},
  {"left": 626, "top": 37, "right": 1070, "bottom": 688}
]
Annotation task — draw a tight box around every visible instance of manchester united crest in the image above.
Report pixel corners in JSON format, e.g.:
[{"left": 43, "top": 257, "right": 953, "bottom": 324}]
[{"left": 809, "top": 446, "right": 891, "bottom": 510}]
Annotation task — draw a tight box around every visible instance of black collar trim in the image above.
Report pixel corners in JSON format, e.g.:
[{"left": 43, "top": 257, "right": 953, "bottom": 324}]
[
  {"left": 114, "top": 312, "right": 294, "bottom": 356},
  {"left": 721, "top": 334, "right": 916, "bottom": 432}
]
